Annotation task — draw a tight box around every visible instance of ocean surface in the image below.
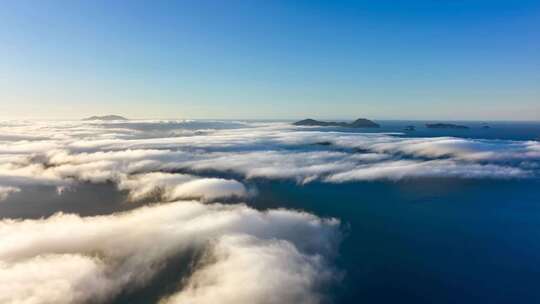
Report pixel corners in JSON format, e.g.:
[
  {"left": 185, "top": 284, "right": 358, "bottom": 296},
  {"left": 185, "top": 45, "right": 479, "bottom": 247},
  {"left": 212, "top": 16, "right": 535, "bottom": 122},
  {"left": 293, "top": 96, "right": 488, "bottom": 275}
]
[
  {"left": 288, "top": 121, "right": 540, "bottom": 303},
  {"left": 1, "top": 120, "right": 539, "bottom": 303},
  {"left": 253, "top": 178, "right": 540, "bottom": 303}
]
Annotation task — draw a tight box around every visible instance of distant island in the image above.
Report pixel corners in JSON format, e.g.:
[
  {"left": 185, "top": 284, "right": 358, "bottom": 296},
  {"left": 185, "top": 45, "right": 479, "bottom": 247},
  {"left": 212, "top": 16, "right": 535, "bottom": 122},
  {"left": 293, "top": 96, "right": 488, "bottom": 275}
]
[
  {"left": 83, "top": 115, "right": 128, "bottom": 121},
  {"left": 293, "top": 118, "right": 380, "bottom": 128},
  {"left": 426, "top": 123, "right": 469, "bottom": 129}
]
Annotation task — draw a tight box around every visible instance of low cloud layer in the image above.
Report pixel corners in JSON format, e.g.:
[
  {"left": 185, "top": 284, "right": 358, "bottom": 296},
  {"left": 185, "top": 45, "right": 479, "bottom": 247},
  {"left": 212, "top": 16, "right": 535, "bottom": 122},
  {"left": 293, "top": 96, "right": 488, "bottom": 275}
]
[
  {"left": 117, "top": 172, "right": 249, "bottom": 202},
  {"left": 0, "top": 119, "right": 538, "bottom": 303},
  {"left": 0, "top": 200, "right": 340, "bottom": 304},
  {"left": 160, "top": 234, "right": 336, "bottom": 304},
  {"left": 0, "top": 120, "right": 537, "bottom": 192}
]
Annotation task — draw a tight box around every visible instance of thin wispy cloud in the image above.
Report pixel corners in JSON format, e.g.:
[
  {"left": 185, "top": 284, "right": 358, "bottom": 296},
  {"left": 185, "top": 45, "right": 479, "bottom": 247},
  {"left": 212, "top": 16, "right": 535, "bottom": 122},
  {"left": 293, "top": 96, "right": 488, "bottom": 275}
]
[{"left": 0, "top": 120, "right": 537, "bottom": 196}]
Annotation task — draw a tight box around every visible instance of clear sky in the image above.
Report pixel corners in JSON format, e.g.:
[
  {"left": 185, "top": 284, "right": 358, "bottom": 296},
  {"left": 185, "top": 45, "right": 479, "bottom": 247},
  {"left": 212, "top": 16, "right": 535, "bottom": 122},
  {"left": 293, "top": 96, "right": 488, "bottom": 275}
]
[{"left": 1, "top": 0, "right": 539, "bottom": 120}]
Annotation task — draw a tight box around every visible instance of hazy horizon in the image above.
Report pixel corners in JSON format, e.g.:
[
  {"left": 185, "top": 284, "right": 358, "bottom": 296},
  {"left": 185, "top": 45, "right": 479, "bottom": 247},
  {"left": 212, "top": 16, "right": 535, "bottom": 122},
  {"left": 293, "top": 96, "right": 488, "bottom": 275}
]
[{"left": 2, "top": 115, "right": 539, "bottom": 123}]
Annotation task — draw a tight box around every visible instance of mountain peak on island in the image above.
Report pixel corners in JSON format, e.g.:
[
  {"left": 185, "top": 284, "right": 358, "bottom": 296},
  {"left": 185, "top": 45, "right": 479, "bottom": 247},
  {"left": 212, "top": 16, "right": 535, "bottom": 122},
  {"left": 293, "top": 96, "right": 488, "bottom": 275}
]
[
  {"left": 293, "top": 118, "right": 379, "bottom": 128},
  {"left": 82, "top": 115, "right": 128, "bottom": 121},
  {"left": 349, "top": 118, "right": 380, "bottom": 128}
]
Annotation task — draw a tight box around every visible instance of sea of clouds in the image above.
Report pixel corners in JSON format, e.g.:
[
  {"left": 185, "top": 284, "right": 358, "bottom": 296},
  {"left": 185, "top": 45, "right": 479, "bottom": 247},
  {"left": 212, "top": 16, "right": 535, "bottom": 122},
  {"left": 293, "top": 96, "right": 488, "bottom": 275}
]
[{"left": 0, "top": 119, "right": 538, "bottom": 303}]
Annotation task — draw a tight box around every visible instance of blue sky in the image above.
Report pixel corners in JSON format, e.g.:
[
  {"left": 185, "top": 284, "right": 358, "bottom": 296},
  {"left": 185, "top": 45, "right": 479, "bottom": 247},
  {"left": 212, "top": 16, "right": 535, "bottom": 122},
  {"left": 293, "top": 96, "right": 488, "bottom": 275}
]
[{"left": 1, "top": 0, "right": 539, "bottom": 120}]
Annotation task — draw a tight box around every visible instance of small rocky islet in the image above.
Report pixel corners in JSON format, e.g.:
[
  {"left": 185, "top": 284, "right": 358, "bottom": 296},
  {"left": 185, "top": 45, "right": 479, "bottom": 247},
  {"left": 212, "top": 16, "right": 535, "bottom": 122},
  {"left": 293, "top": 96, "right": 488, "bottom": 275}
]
[{"left": 293, "top": 118, "right": 380, "bottom": 128}]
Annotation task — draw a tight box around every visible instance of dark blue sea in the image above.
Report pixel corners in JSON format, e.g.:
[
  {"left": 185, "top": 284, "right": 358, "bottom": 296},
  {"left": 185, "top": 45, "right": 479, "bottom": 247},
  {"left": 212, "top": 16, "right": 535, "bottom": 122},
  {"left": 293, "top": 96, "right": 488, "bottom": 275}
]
[{"left": 252, "top": 120, "right": 540, "bottom": 303}]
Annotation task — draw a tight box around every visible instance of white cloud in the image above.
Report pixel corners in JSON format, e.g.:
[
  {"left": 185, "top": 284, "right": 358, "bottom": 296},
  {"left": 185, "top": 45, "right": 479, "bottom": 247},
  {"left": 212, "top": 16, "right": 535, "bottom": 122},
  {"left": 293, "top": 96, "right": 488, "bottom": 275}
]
[
  {"left": 161, "top": 235, "right": 336, "bottom": 304},
  {"left": 117, "top": 172, "right": 248, "bottom": 202},
  {"left": 0, "top": 186, "right": 20, "bottom": 201},
  {"left": 166, "top": 178, "right": 248, "bottom": 201},
  {"left": 0, "top": 200, "right": 341, "bottom": 304},
  {"left": 0, "top": 119, "right": 537, "bottom": 195},
  {"left": 325, "top": 159, "right": 529, "bottom": 182},
  {"left": 0, "top": 254, "right": 116, "bottom": 304}
]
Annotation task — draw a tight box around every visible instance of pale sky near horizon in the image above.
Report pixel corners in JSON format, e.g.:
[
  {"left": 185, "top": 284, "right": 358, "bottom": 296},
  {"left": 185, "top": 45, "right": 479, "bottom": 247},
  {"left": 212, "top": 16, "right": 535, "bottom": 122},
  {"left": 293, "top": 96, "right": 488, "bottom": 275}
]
[{"left": 1, "top": 0, "right": 539, "bottom": 121}]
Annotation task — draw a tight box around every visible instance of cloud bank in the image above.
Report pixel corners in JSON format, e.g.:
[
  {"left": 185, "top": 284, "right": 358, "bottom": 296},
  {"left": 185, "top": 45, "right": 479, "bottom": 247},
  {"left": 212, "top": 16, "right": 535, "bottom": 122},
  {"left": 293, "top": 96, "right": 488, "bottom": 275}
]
[
  {"left": 0, "top": 201, "right": 340, "bottom": 304},
  {"left": 0, "top": 120, "right": 537, "bottom": 192},
  {"left": 0, "top": 119, "right": 538, "bottom": 303}
]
